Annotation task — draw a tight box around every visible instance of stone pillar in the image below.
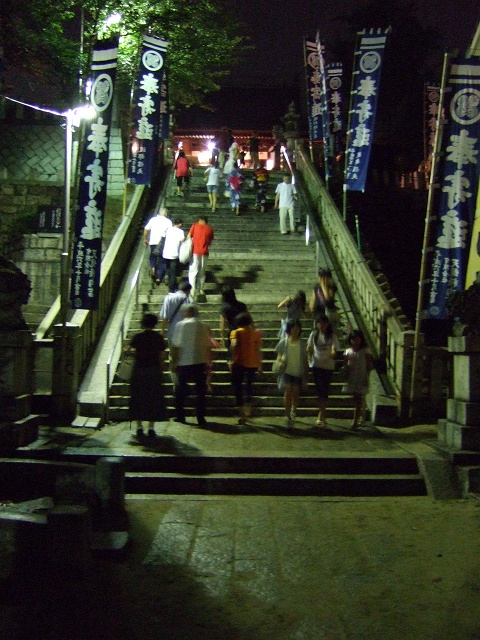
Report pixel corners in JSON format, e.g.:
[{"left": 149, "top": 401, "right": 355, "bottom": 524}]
[
  {"left": 95, "top": 457, "right": 125, "bottom": 511},
  {"left": 438, "top": 335, "right": 480, "bottom": 451},
  {"left": 0, "top": 330, "right": 35, "bottom": 401},
  {"left": 0, "top": 330, "right": 36, "bottom": 449},
  {"left": 51, "top": 323, "right": 82, "bottom": 423}
]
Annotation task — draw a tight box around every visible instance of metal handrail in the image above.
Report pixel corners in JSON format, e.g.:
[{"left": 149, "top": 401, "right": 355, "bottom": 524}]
[{"left": 105, "top": 245, "right": 147, "bottom": 423}]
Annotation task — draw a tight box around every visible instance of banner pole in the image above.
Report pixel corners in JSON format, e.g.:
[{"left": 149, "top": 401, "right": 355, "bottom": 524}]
[
  {"left": 467, "top": 21, "right": 480, "bottom": 57},
  {"left": 409, "top": 51, "right": 451, "bottom": 416}
]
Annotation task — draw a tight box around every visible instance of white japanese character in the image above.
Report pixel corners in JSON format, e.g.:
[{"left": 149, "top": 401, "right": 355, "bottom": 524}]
[
  {"left": 140, "top": 73, "right": 159, "bottom": 95},
  {"left": 352, "top": 123, "right": 371, "bottom": 147},
  {"left": 136, "top": 117, "right": 154, "bottom": 140},
  {"left": 84, "top": 158, "right": 105, "bottom": 199},
  {"left": 446, "top": 129, "right": 478, "bottom": 168},
  {"left": 330, "top": 91, "right": 341, "bottom": 105},
  {"left": 87, "top": 118, "right": 109, "bottom": 157},
  {"left": 442, "top": 170, "right": 472, "bottom": 209},
  {"left": 138, "top": 94, "right": 156, "bottom": 117},
  {"left": 357, "top": 76, "right": 376, "bottom": 99},
  {"left": 436, "top": 209, "right": 468, "bottom": 249},
  {"left": 355, "top": 99, "right": 373, "bottom": 123},
  {"left": 80, "top": 200, "right": 103, "bottom": 240}
]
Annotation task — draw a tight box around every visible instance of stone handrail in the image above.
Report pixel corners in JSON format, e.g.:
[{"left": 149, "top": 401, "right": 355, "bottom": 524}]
[{"left": 295, "top": 142, "right": 418, "bottom": 417}]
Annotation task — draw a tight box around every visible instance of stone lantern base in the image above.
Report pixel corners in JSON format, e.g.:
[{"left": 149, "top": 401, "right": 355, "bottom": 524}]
[
  {"left": 0, "top": 330, "right": 39, "bottom": 451},
  {"left": 438, "top": 335, "right": 480, "bottom": 454}
]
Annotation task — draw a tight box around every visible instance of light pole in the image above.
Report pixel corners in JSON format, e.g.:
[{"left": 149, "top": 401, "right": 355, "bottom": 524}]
[{"left": 59, "top": 109, "right": 74, "bottom": 331}]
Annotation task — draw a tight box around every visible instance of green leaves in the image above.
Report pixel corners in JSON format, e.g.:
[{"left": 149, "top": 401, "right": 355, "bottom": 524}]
[{"left": 1, "top": 0, "right": 248, "bottom": 111}]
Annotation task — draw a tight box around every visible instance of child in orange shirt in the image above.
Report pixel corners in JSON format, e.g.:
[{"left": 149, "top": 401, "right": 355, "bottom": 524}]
[{"left": 230, "top": 312, "right": 262, "bottom": 424}]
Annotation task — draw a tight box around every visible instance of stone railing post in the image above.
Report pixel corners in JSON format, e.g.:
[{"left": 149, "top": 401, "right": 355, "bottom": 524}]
[
  {"left": 51, "top": 323, "right": 82, "bottom": 423},
  {"left": 438, "top": 335, "right": 480, "bottom": 451}
]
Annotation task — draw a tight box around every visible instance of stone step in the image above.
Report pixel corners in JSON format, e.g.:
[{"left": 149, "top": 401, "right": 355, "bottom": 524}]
[
  {"left": 108, "top": 385, "right": 349, "bottom": 405},
  {"left": 124, "top": 471, "right": 426, "bottom": 497},
  {"left": 106, "top": 404, "right": 354, "bottom": 422}
]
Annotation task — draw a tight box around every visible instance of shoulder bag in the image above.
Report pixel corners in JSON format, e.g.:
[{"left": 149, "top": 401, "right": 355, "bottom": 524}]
[
  {"left": 179, "top": 237, "right": 193, "bottom": 264},
  {"left": 117, "top": 357, "right": 133, "bottom": 382}
]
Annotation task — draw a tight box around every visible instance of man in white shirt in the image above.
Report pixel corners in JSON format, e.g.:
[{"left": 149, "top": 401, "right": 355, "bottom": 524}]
[
  {"left": 274, "top": 174, "right": 298, "bottom": 235},
  {"left": 162, "top": 218, "right": 185, "bottom": 292},
  {"left": 143, "top": 207, "right": 172, "bottom": 284},
  {"left": 159, "top": 279, "right": 193, "bottom": 343},
  {"left": 170, "top": 304, "right": 212, "bottom": 427}
]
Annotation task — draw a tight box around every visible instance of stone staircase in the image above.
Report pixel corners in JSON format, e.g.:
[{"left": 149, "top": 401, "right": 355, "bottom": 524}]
[
  {"left": 107, "top": 165, "right": 352, "bottom": 422},
  {"left": 96, "top": 164, "right": 427, "bottom": 497}
]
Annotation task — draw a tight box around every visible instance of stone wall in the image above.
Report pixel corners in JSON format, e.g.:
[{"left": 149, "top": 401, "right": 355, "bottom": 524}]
[{"left": 15, "top": 234, "right": 62, "bottom": 305}]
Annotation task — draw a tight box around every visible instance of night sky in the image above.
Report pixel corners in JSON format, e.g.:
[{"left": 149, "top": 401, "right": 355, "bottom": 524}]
[
  {"left": 231, "top": 0, "right": 479, "bottom": 85},
  {"left": 177, "top": 0, "right": 479, "bottom": 130}
]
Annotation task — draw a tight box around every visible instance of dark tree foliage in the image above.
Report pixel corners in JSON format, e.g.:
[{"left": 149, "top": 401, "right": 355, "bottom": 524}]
[
  {"left": 0, "top": 0, "right": 249, "bottom": 111},
  {"left": 0, "top": 0, "right": 80, "bottom": 100}
]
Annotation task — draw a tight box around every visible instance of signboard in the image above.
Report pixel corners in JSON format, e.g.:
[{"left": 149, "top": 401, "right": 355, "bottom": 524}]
[{"left": 37, "top": 206, "right": 63, "bottom": 234}]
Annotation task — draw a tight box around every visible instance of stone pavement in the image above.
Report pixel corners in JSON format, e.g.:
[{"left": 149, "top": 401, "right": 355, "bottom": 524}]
[
  {"left": 3, "top": 423, "right": 480, "bottom": 639},
  {"left": 21, "top": 419, "right": 461, "bottom": 500},
  {"left": 30, "top": 418, "right": 438, "bottom": 459},
  {"left": 1, "top": 490, "right": 480, "bottom": 639}
]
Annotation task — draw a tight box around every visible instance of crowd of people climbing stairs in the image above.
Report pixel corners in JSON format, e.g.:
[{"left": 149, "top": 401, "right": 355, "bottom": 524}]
[
  {"left": 124, "top": 130, "right": 372, "bottom": 438},
  {"left": 125, "top": 266, "right": 372, "bottom": 440}
]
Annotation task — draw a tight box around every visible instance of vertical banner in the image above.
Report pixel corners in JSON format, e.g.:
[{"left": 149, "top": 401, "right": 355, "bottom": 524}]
[
  {"left": 426, "top": 55, "right": 480, "bottom": 318},
  {"left": 70, "top": 37, "right": 119, "bottom": 310},
  {"left": 316, "top": 33, "right": 331, "bottom": 180},
  {"left": 305, "top": 38, "right": 322, "bottom": 142},
  {"left": 423, "top": 83, "right": 440, "bottom": 171},
  {"left": 326, "top": 62, "right": 343, "bottom": 155},
  {"left": 345, "top": 28, "right": 390, "bottom": 192},
  {"left": 304, "top": 37, "right": 322, "bottom": 143},
  {"left": 128, "top": 34, "right": 168, "bottom": 185}
]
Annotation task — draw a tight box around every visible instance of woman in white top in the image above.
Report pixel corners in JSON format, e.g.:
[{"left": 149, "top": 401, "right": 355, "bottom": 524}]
[
  {"left": 306, "top": 314, "right": 341, "bottom": 428},
  {"left": 275, "top": 320, "right": 308, "bottom": 430},
  {"left": 204, "top": 161, "right": 222, "bottom": 212}
]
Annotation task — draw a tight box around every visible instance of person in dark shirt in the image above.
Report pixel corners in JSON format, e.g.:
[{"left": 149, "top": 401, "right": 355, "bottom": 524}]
[
  {"left": 219, "top": 286, "right": 248, "bottom": 353},
  {"left": 126, "top": 313, "right": 167, "bottom": 438}
]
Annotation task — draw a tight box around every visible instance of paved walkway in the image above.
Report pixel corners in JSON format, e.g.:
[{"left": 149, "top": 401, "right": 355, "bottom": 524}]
[
  {"left": 29, "top": 418, "right": 437, "bottom": 460},
  {"left": 4, "top": 422, "right": 479, "bottom": 640},
  {"left": 2, "top": 487, "right": 479, "bottom": 639}
]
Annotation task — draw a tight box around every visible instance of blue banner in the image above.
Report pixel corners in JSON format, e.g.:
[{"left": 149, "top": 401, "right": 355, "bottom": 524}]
[
  {"left": 128, "top": 34, "right": 168, "bottom": 185},
  {"left": 345, "top": 29, "right": 390, "bottom": 192},
  {"left": 316, "top": 33, "right": 331, "bottom": 180},
  {"left": 425, "top": 56, "right": 480, "bottom": 319},
  {"left": 326, "top": 62, "right": 343, "bottom": 156},
  {"left": 423, "top": 83, "right": 440, "bottom": 170},
  {"left": 304, "top": 38, "right": 322, "bottom": 143},
  {"left": 70, "top": 37, "right": 119, "bottom": 310}
]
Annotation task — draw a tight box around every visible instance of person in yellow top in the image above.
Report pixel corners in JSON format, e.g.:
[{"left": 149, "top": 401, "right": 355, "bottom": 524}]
[{"left": 230, "top": 312, "right": 262, "bottom": 424}]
